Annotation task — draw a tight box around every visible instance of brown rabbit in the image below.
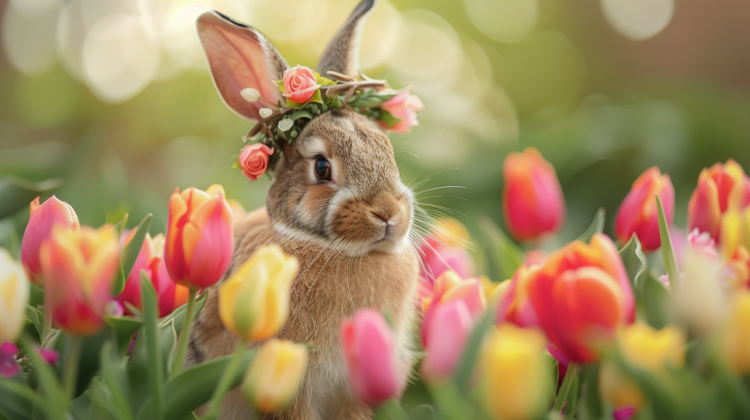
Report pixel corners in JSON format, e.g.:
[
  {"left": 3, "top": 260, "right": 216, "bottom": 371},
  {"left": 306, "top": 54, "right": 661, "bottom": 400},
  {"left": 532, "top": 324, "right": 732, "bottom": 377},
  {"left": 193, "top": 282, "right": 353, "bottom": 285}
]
[{"left": 186, "top": 1, "right": 421, "bottom": 419}]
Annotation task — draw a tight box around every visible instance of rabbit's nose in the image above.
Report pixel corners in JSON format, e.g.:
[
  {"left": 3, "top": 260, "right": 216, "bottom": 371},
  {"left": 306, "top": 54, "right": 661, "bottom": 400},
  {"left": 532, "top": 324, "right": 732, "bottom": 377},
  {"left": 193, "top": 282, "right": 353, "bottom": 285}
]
[{"left": 371, "top": 211, "right": 390, "bottom": 223}]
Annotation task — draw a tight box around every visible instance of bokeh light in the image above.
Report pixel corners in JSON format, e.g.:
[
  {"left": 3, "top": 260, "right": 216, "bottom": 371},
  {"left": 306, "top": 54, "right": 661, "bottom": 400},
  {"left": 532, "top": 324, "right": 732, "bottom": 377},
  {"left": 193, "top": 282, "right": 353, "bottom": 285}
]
[{"left": 600, "top": 0, "right": 675, "bottom": 41}]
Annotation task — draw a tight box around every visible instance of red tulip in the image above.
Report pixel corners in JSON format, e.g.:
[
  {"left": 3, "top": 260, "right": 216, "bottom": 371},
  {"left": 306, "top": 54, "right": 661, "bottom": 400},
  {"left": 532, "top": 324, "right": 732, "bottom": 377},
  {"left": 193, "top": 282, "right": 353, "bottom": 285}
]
[
  {"left": 40, "top": 225, "right": 119, "bottom": 336},
  {"left": 688, "top": 159, "right": 750, "bottom": 241},
  {"left": 523, "top": 234, "right": 634, "bottom": 362},
  {"left": 420, "top": 299, "right": 473, "bottom": 382},
  {"left": 615, "top": 167, "right": 674, "bottom": 251},
  {"left": 502, "top": 148, "right": 565, "bottom": 242},
  {"left": 165, "top": 185, "right": 234, "bottom": 289},
  {"left": 21, "top": 196, "right": 79, "bottom": 286},
  {"left": 340, "top": 310, "right": 401, "bottom": 406}
]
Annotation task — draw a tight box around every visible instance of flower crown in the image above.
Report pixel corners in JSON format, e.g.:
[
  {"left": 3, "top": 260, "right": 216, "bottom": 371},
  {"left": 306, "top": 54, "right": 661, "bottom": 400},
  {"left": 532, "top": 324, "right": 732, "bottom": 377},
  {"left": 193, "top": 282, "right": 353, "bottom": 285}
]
[{"left": 233, "top": 65, "right": 424, "bottom": 181}]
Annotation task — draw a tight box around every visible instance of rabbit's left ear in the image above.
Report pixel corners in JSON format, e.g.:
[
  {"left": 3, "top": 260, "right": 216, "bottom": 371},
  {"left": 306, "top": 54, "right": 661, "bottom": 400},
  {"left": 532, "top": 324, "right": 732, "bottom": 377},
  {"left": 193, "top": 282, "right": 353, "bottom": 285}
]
[
  {"left": 317, "top": 0, "right": 376, "bottom": 77},
  {"left": 197, "top": 11, "right": 288, "bottom": 121}
]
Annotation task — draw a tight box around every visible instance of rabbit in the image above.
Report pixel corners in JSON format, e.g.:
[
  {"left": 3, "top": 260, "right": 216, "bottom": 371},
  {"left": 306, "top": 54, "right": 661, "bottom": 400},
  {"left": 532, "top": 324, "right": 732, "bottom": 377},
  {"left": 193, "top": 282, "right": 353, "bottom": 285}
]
[{"left": 185, "top": 1, "right": 421, "bottom": 419}]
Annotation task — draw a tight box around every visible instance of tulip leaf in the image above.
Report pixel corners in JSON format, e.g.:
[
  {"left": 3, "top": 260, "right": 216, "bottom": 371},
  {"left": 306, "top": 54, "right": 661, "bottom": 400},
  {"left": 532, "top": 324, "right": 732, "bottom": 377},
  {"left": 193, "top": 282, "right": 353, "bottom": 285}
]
[
  {"left": 564, "top": 373, "right": 580, "bottom": 419},
  {"left": 656, "top": 197, "right": 680, "bottom": 290},
  {"left": 452, "top": 304, "right": 496, "bottom": 394},
  {"left": 160, "top": 291, "right": 207, "bottom": 333},
  {"left": 112, "top": 214, "right": 129, "bottom": 241},
  {"left": 0, "top": 376, "right": 39, "bottom": 420},
  {"left": 141, "top": 273, "right": 165, "bottom": 420},
  {"left": 642, "top": 273, "right": 670, "bottom": 329},
  {"left": 707, "top": 351, "right": 750, "bottom": 418},
  {"left": 427, "top": 382, "right": 478, "bottom": 420},
  {"left": 20, "top": 336, "right": 68, "bottom": 420},
  {"left": 98, "top": 341, "right": 134, "bottom": 420},
  {"left": 579, "top": 364, "right": 603, "bottom": 420},
  {"left": 105, "top": 316, "right": 143, "bottom": 355},
  {"left": 25, "top": 305, "right": 45, "bottom": 337},
  {"left": 134, "top": 351, "right": 256, "bottom": 420},
  {"left": 478, "top": 216, "right": 524, "bottom": 282},
  {"left": 577, "top": 208, "right": 605, "bottom": 243},
  {"left": 114, "top": 214, "right": 153, "bottom": 296},
  {"left": 619, "top": 234, "right": 647, "bottom": 292},
  {"left": 0, "top": 176, "right": 62, "bottom": 219},
  {"left": 613, "top": 348, "right": 684, "bottom": 420}
]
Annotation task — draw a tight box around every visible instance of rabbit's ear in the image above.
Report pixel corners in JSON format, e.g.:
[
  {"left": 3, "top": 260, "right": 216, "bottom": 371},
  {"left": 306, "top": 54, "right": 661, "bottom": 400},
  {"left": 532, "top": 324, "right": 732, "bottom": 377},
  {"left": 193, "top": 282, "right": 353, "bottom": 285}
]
[
  {"left": 316, "top": 0, "right": 375, "bottom": 77},
  {"left": 197, "top": 11, "right": 288, "bottom": 121}
]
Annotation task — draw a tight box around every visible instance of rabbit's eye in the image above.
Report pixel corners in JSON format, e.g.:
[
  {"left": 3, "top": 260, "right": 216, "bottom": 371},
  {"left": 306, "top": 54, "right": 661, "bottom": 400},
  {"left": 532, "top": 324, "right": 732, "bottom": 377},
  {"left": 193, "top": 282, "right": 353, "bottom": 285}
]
[{"left": 315, "top": 158, "right": 332, "bottom": 181}]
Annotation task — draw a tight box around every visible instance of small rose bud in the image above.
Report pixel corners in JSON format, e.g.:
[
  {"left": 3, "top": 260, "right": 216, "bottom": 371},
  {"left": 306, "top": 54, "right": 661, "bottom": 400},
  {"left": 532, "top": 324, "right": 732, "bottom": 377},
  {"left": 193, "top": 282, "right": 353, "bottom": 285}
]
[{"left": 240, "top": 88, "right": 261, "bottom": 102}]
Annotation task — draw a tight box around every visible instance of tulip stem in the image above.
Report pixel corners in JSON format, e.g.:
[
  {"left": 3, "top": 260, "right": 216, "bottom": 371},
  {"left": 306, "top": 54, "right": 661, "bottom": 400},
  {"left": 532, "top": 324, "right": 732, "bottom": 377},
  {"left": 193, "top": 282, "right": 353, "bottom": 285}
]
[
  {"left": 202, "top": 340, "right": 247, "bottom": 420},
  {"left": 171, "top": 288, "right": 198, "bottom": 377},
  {"left": 553, "top": 362, "right": 578, "bottom": 414},
  {"left": 62, "top": 335, "right": 83, "bottom": 400},
  {"left": 41, "top": 313, "right": 53, "bottom": 348}
]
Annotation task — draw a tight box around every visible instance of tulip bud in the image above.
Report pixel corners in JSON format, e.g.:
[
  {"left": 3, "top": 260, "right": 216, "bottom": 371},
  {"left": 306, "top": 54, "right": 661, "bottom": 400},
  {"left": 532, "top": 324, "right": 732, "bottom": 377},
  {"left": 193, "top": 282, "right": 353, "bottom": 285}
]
[
  {"left": 242, "top": 339, "right": 307, "bottom": 412},
  {"left": 40, "top": 225, "right": 119, "bottom": 336},
  {"left": 482, "top": 323, "right": 549, "bottom": 420},
  {"left": 219, "top": 245, "right": 298, "bottom": 341},
  {"left": 340, "top": 310, "right": 401, "bottom": 406},
  {"left": 21, "top": 196, "right": 79, "bottom": 286},
  {"left": 716, "top": 289, "right": 750, "bottom": 374},
  {"left": 417, "top": 218, "right": 475, "bottom": 305},
  {"left": 422, "top": 271, "right": 486, "bottom": 348},
  {"left": 165, "top": 185, "right": 234, "bottom": 289},
  {"left": 688, "top": 160, "right": 750, "bottom": 241},
  {"left": 600, "top": 323, "right": 685, "bottom": 415},
  {"left": 615, "top": 167, "right": 675, "bottom": 251},
  {"left": 524, "top": 234, "right": 634, "bottom": 362},
  {"left": 0, "top": 249, "right": 30, "bottom": 344},
  {"left": 420, "top": 299, "right": 473, "bottom": 382},
  {"left": 502, "top": 148, "right": 565, "bottom": 242}
]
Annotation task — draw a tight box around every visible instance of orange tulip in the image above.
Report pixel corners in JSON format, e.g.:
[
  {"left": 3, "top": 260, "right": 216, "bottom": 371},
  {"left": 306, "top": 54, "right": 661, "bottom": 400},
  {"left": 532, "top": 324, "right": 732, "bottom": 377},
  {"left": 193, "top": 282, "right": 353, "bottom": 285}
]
[
  {"left": 40, "top": 225, "right": 119, "bottom": 336},
  {"left": 523, "top": 234, "right": 634, "bottom": 362},
  {"left": 614, "top": 167, "right": 674, "bottom": 251},
  {"left": 21, "top": 196, "right": 79, "bottom": 286},
  {"left": 502, "top": 148, "right": 565, "bottom": 242},
  {"left": 165, "top": 185, "right": 234, "bottom": 289},
  {"left": 688, "top": 159, "right": 750, "bottom": 242}
]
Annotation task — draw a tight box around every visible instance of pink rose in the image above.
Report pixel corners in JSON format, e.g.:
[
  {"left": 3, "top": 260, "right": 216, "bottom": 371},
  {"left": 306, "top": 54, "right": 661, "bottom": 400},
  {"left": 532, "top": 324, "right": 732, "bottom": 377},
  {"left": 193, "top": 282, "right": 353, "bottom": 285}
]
[
  {"left": 282, "top": 65, "right": 321, "bottom": 104},
  {"left": 378, "top": 88, "right": 424, "bottom": 133},
  {"left": 239, "top": 144, "right": 274, "bottom": 181}
]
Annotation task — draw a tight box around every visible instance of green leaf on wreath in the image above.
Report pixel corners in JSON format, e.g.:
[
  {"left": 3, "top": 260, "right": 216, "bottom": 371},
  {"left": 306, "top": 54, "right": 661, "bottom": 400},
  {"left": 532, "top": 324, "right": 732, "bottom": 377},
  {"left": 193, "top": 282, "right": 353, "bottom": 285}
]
[{"left": 376, "top": 109, "right": 403, "bottom": 129}]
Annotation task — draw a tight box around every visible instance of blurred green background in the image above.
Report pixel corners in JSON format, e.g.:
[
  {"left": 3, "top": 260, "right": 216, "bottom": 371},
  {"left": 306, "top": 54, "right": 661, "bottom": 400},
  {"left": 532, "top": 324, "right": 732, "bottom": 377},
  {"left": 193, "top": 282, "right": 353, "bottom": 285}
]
[{"left": 1, "top": 0, "right": 749, "bottom": 267}]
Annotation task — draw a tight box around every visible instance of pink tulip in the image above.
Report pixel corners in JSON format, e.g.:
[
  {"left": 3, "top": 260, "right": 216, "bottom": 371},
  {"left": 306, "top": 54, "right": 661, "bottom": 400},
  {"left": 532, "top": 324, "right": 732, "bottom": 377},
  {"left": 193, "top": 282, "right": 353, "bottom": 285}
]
[
  {"left": 422, "top": 271, "right": 486, "bottom": 348},
  {"left": 21, "top": 196, "right": 79, "bottom": 286},
  {"left": 420, "top": 299, "right": 473, "bottom": 382},
  {"left": 614, "top": 167, "right": 674, "bottom": 251},
  {"left": 340, "top": 310, "right": 401, "bottom": 406}
]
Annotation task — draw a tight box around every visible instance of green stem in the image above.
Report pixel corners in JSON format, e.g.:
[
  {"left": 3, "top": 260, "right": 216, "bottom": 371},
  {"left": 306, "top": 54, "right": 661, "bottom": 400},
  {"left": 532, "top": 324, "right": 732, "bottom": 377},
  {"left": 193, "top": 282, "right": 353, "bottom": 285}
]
[
  {"left": 553, "top": 362, "right": 578, "bottom": 414},
  {"left": 62, "top": 336, "right": 83, "bottom": 400},
  {"left": 171, "top": 288, "right": 198, "bottom": 377},
  {"left": 202, "top": 340, "right": 247, "bottom": 420},
  {"left": 41, "top": 312, "right": 53, "bottom": 349}
]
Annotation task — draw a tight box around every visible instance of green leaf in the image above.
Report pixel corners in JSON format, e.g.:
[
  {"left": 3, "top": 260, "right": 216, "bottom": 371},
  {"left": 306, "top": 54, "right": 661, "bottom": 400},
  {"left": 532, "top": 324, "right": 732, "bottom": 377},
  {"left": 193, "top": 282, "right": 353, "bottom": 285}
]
[
  {"left": 619, "top": 234, "right": 647, "bottom": 292},
  {"left": 613, "top": 349, "right": 684, "bottom": 420},
  {"left": 115, "top": 214, "right": 153, "bottom": 296},
  {"left": 564, "top": 374, "right": 580, "bottom": 419},
  {"left": 135, "top": 351, "right": 256, "bottom": 420},
  {"left": 0, "top": 376, "right": 39, "bottom": 420},
  {"left": 289, "top": 109, "right": 314, "bottom": 121},
  {"left": 329, "top": 96, "right": 342, "bottom": 109},
  {"left": 656, "top": 197, "right": 679, "bottom": 291},
  {"left": 113, "top": 214, "right": 129, "bottom": 241},
  {"left": 160, "top": 291, "right": 207, "bottom": 333},
  {"left": 375, "top": 108, "right": 402, "bottom": 128},
  {"left": 477, "top": 216, "right": 524, "bottom": 282},
  {"left": 427, "top": 382, "right": 478, "bottom": 420},
  {"left": 313, "top": 72, "right": 336, "bottom": 87},
  {"left": 105, "top": 316, "right": 143, "bottom": 355},
  {"left": 98, "top": 341, "right": 134, "bottom": 420},
  {"left": 576, "top": 208, "right": 605, "bottom": 243},
  {"left": 20, "top": 336, "right": 68, "bottom": 420},
  {"left": 348, "top": 91, "right": 397, "bottom": 109},
  {"left": 642, "top": 273, "right": 670, "bottom": 329},
  {"left": 452, "top": 305, "right": 495, "bottom": 393},
  {"left": 383, "top": 399, "right": 409, "bottom": 420},
  {"left": 26, "top": 305, "right": 44, "bottom": 337},
  {"left": 141, "top": 273, "right": 165, "bottom": 420},
  {"left": 580, "top": 364, "right": 603, "bottom": 420},
  {"left": 0, "top": 176, "right": 62, "bottom": 219}
]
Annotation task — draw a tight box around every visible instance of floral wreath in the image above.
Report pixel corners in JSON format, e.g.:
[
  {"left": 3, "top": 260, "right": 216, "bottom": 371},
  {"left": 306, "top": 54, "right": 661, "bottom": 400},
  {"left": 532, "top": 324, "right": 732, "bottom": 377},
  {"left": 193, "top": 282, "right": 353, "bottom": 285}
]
[{"left": 233, "top": 65, "right": 424, "bottom": 181}]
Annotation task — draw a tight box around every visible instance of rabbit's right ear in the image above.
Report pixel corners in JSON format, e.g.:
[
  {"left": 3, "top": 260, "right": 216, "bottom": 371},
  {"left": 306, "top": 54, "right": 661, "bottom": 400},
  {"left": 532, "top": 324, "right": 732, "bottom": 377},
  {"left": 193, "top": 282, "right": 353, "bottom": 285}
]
[{"left": 197, "top": 11, "right": 289, "bottom": 121}]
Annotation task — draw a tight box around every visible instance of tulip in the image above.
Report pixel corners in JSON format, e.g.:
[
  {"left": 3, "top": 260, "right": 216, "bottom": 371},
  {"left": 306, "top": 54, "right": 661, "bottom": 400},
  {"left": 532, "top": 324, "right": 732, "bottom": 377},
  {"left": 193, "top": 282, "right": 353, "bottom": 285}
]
[
  {"left": 614, "top": 167, "right": 675, "bottom": 251},
  {"left": 242, "top": 339, "right": 307, "bottom": 412},
  {"left": 219, "top": 245, "right": 298, "bottom": 341},
  {"left": 524, "top": 234, "right": 634, "bottom": 362},
  {"left": 165, "top": 184, "right": 234, "bottom": 289},
  {"left": 0, "top": 249, "right": 30, "bottom": 344},
  {"left": 420, "top": 299, "right": 473, "bottom": 382},
  {"left": 688, "top": 159, "right": 750, "bottom": 241},
  {"left": 21, "top": 196, "right": 79, "bottom": 286},
  {"left": 482, "top": 323, "right": 549, "bottom": 420},
  {"left": 496, "top": 263, "right": 541, "bottom": 328},
  {"left": 717, "top": 289, "right": 750, "bottom": 374},
  {"left": 599, "top": 323, "right": 685, "bottom": 415},
  {"left": 502, "top": 148, "right": 565, "bottom": 242},
  {"left": 417, "top": 218, "right": 475, "bottom": 304},
  {"left": 341, "top": 310, "right": 401, "bottom": 406},
  {"left": 421, "top": 271, "right": 486, "bottom": 348},
  {"left": 116, "top": 232, "right": 189, "bottom": 317},
  {"left": 40, "top": 225, "right": 119, "bottom": 336}
]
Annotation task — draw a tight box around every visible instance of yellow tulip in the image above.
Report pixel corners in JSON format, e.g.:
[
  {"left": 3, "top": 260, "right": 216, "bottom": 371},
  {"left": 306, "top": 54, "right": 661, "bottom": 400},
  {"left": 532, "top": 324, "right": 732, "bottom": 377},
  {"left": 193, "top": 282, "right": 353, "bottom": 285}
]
[
  {"left": 0, "top": 248, "right": 30, "bottom": 343},
  {"left": 599, "top": 322, "right": 685, "bottom": 414},
  {"left": 482, "top": 323, "right": 549, "bottom": 420},
  {"left": 219, "top": 245, "right": 298, "bottom": 341},
  {"left": 242, "top": 339, "right": 307, "bottom": 412},
  {"left": 718, "top": 289, "right": 750, "bottom": 374}
]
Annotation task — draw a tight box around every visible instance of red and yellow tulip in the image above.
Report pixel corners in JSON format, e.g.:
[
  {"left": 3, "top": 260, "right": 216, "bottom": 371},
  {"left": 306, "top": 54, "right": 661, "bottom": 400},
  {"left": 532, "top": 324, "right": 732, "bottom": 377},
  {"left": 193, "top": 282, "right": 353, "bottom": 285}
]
[
  {"left": 21, "top": 196, "right": 79, "bottom": 286},
  {"left": 0, "top": 249, "right": 30, "bottom": 344},
  {"left": 40, "top": 225, "right": 119, "bottom": 336},
  {"left": 615, "top": 167, "right": 674, "bottom": 251},
  {"left": 688, "top": 159, "right": 750, "bottom": 242},
  {"left": 523, "top": 234, "right": 634, "bottom": 362},
  {"left": 165, "top": 185, "right": 234, "bottom": 289},
  {"left": 502, "top": 148, "right": 565, "bottom": 242},
  {"left": 421, "top": 270, "right": 486, "bottom": 348}
]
